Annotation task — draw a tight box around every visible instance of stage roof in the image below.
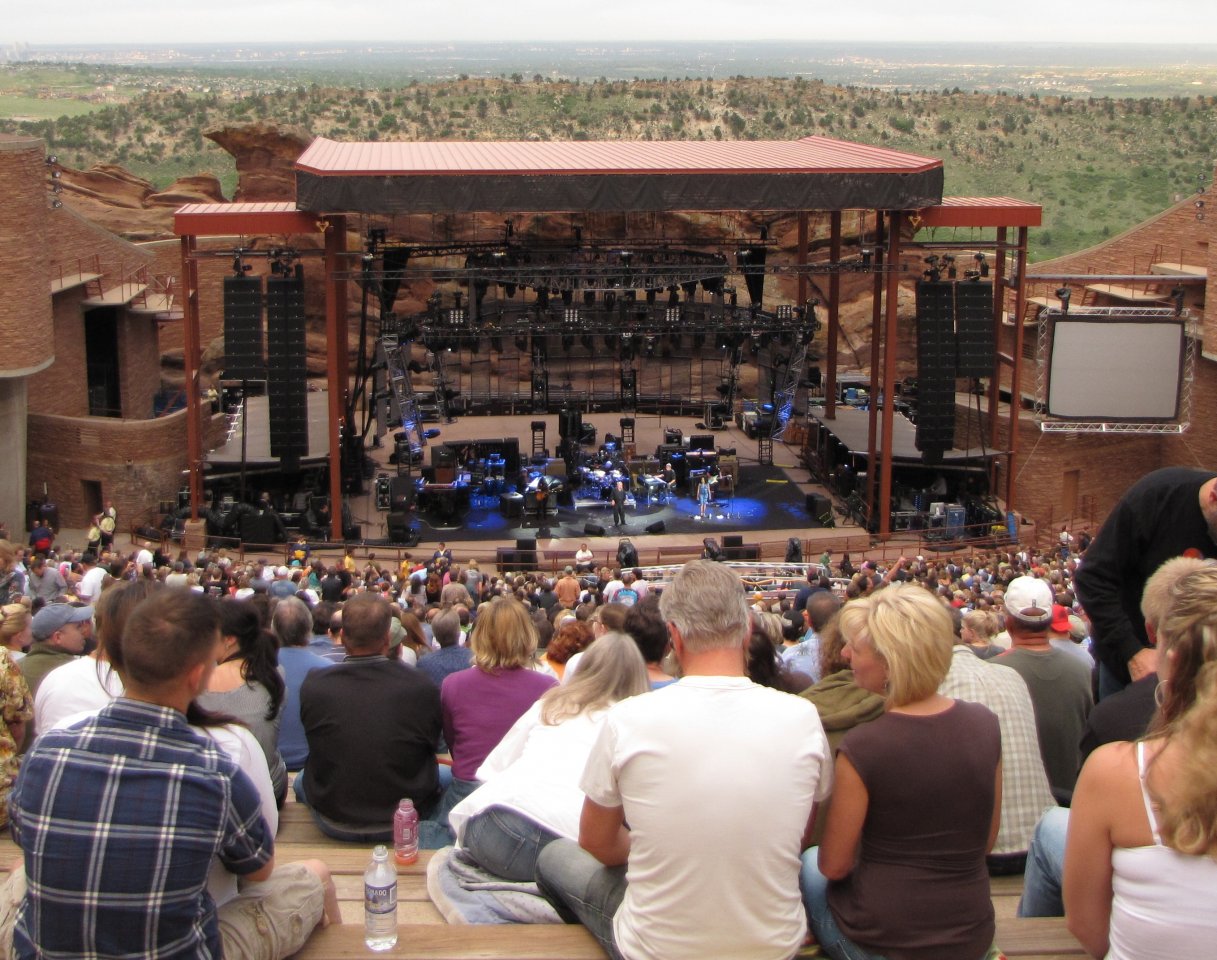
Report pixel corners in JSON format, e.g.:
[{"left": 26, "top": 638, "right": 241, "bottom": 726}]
[{"left": 293, "top": 135, "right": 945, "bottom": 215}]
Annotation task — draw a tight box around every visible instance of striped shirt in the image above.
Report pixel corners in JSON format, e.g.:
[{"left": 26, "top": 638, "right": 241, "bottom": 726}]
[{"left": 10, "top": 698, "right": 273, "bottom": 959}]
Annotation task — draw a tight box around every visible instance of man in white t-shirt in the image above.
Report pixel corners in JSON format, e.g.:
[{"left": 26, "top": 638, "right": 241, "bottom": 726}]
[
  {"left": 536, "top": 560, "right": 833, "bottom": 960},
  {"left": 76, "top": 553, "right": 107, "bottom": 604}
]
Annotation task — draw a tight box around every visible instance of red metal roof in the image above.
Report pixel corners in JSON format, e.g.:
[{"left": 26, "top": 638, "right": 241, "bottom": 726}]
[
  {"left": 914, "top": 197, "right": 1042, "bottom": 228},
  {"left": 294, "top": 136, "right": 942, "bottom": 178},
  {"left": 174, "top": 202, "right": 321, "bottom": 237}
]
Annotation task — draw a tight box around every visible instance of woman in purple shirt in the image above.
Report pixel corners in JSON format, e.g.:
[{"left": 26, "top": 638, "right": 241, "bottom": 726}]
[{"left": 437, "top": 598, "right": 557, "bottom": 830}]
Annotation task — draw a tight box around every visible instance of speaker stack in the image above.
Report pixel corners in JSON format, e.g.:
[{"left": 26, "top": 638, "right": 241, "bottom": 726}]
[
  {"left": 954, "top": 282, "right": 995, "bottom": 378},
  {"left": 222, "top": 275, "right": 265, "bottom": 380},
  {"left": 266, "top": 274, "right": 308, "bottom": 465},
  {"left": 915, "top": 282, "right": 958, "bottom": 465}
]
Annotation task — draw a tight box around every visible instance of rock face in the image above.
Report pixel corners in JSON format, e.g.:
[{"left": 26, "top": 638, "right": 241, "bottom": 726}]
[
  {"left": 205, "top": 123, "right": 311, "bottom": 202},
  {"left": 57, "top": 163, "right": 226, "bottom": 241}
]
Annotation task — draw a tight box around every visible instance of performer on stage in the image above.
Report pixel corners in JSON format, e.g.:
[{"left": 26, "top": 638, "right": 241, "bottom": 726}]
[
  {"left": 661, "top": 462, "right": 676, "bottom": 497},
  {"left": 611, "top": 480, "right": 628, "bottom": 528},
  {"left": 696, "top": 475, "right": 712, "bottom": 520}
]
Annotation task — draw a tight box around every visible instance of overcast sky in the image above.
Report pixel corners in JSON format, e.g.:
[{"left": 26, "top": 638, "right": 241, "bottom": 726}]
[{"left": 9, "top": 0, "right": 1216, "bottom": 46}]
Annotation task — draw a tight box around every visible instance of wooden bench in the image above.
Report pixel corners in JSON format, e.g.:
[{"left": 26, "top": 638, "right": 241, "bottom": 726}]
[{"left": 0, "top": 801, "right": 1082, "bottom": 959}]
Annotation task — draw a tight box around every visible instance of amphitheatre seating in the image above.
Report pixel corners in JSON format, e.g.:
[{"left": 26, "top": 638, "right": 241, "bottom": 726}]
[{"left": 0, "top": 790, "right": 1082, "bottom": 959}]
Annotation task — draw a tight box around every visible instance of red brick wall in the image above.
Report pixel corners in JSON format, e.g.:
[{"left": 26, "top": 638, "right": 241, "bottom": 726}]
[
  {"left": 0, "top": 135, "right": 53, "bottom": 375},
  {"left": 32, "top": 289, "right": 91, "bottom": 418},
  {"left": 26, "top": 408, "right": 228, "bottom": 531},
  {"left": 118, "top": 313, "right": 162, "bottom": 419}
]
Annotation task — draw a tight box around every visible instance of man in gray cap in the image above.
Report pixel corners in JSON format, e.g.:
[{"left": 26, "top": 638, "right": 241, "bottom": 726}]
[
  {"left": 996, "top": 576, "right": 1092, "bottom": 801},
  {"left": 19, "top": 604, "right": 94, "bottom": 701}
]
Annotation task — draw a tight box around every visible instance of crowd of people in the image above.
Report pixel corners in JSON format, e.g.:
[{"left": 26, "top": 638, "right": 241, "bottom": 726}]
[{"left": 0, "top": 465, "right": 1213, "bottom": 958}]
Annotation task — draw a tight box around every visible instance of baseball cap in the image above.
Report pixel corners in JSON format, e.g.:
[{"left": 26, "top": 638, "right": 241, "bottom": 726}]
[
  {"left": 32, "top": 603, "right": 94, "bottom": 641},
  {"left": 1004, "top": 577, "right": 1054, "bottom": 627},
  {"left": 1049, "top": 604, "right": 1073, "bottom": 634}
]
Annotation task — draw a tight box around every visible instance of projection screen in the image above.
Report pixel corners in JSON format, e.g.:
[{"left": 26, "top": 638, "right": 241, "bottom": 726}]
[{"left": 1046, "top": 315, "right": 1184, "bottom": 421}]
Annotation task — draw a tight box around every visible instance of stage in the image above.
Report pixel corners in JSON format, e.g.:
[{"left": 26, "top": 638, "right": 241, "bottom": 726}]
[{"left": 345, "top": 410, "right": 844, "bottom": 557}]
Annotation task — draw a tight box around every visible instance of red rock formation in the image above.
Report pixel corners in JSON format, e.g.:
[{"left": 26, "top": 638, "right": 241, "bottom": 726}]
[
  {"left": 205, "top": 123, "right": 311, "bottom": 202},
  {"left": 56, "top": 163, "right": 225, "bottom": 241}
]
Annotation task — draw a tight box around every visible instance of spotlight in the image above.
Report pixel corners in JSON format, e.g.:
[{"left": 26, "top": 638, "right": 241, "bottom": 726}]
[
  {"left": 1055, "top": 287, "right": 1072, "bottom": 313},
  {"left": 974, "top": 252, "right": 989, "bottom": 277}
]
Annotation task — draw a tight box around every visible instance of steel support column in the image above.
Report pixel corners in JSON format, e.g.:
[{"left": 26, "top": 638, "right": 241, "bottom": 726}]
[
  {"left": 877, "top": 211, "right": 903, "bottom": 540},
  {"left": 826, "top": 211, "right": 842, "bottom": 419},
  {"left": 180, "top": 234, "right": 203, "bottom": 521},
  {"left": 325, "top": 216, "right": 348, "bottom": 542}
]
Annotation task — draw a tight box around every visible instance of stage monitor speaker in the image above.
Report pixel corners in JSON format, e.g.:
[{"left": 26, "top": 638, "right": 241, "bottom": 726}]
[
  {"left": 239, "top": 513, "right": 279, "bottom": 545},
  {"left": 723, "top": 534, "right": 743, "bottom": 548},
  {"left": 558, "top": 408, "right": 581, "bottom": 439},
  {"left": 584, "top": 522, "right": 606, "bottom": 537},
  {"left": 579, "top": 422, "right": 596, "bottom": 445},
  {"left": 342, "top": 524, "right": 361, "bottom": 541},
  {"left": 808, "top": 492, "right": 833, "bottom": 521},
  {"left": 516, "top": 538, "right": 537, "bottom": 552},
  {"left": 222, "top": 275, "right": 265, "bottom": 380},
  {"left": 389, "top": 476, "right": 414, "bottom": 511},
  {"left": 386, "top": 512, "right": 415, "bottom": 544},
  {"left": 689, "top": 434, "right": 715, "bottom": 451},
  {"left": 645, "top": 521, "right": 666, "bottom": 534}
]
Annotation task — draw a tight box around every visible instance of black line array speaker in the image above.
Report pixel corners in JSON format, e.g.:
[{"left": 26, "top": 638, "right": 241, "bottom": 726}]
[
  {"left": 723, "top": 534, "right": 743, "bottom": 548},
  {"left": 222, "top": 275, "right": 264, "bottom": 380},
  {"left": 388, "top": 476, "right": 414, "bottom": 511},
  {"left": 955, "top": 282, "right": 995, "bottom": 378},
  {"left": 807, "top": 493, "right": 832, "bottom": 520},
  {"left": 915, "top": 282, "right": 958, "bottom": 463},
  {"left": 266, "top": 275, "right": 308, "bottom": 461}
]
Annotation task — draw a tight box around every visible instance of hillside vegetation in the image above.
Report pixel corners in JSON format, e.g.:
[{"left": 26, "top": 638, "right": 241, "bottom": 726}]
[{"left": 3, "top": 66, "right": 1215, "bottom": 261}]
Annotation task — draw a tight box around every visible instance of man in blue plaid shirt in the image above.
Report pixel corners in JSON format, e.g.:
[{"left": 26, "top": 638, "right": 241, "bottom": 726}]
[{"left": 4, "top": 589, "right": 338, "bottom": 959}]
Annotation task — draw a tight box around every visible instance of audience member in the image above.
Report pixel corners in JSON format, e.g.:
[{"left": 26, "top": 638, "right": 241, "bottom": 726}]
[
  {"left": 417, "top": 608, "right": 473, "bottom": 688},
  {"left": 801, "top": 583, "right": 1002, "bottom": 960},
  {"left": 537, "top": 560, "right": 832, "bottom": 960},
  {"left": 18, "top": 602, "right": 93, "bottom": 702},
  {"left": 198, "top": 599, "right": 288, "bottom": 806},
  {"left": 438, "top": 598, "right": 557, "bottom": 827},
  {"left": 4, "top": 589, "right": 339, "bottom": 959},
  {"left": 449, "top": 632, "right": 649, "bottom": 881},
  {"left": 1063, "top": 565, "right": 1217, "bottom": 957},
  {"left": 272, "top": 596, "right": 333, "bottom": 773},
  {"left": 298, "top": 594, "right": 445, "bottom": 843},
  {"left": 1074, "top": 467, "right": 1217, "bottom": 698},
  {"left": 997, "top": 577, "right": 1092, "bottom": 802}
]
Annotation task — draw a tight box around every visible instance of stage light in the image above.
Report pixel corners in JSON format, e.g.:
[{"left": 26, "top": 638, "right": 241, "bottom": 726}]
[
  {"left": 1055, "top": 287, "right": 1072, "bottom": 313},
  {"left": 514, "top": 334, "right": 529, "bottom": 352},
  {"left": 974, "top": 252, "right": 990, "bottom": 277}
]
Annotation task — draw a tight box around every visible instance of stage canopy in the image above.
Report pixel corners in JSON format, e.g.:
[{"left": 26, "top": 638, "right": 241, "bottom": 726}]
[{"left": 293, "top": 135, "right": 944, "bottom": 215}]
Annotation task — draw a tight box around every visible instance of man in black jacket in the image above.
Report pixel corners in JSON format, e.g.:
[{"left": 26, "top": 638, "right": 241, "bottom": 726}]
[
  {"left": 297, "top": 594, "right": 444, "bottom": 842},
  {"left": 1074, "top": 467, "right": 1217, "bottom": 699}
]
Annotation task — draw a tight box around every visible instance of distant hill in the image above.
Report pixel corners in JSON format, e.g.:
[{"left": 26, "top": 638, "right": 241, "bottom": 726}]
[{"left": 2, "top": 61, "right": 1214, "bottom": 261}]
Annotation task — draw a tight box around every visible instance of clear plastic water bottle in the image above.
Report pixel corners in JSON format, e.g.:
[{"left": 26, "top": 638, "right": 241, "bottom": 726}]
[
  {"left": 364, "top": 844, "right": 398, "bottom": 951},
  {"left": 394, "top": 798, "right": 419, "bottom": 865}
]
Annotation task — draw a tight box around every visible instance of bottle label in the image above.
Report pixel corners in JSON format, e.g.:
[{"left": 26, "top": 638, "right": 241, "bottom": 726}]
[{"left": 365, "top": 882, "right": 398, "bottom": 915}]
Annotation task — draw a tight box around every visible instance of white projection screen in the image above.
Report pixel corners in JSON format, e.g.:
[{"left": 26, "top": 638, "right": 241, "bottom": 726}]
[{"left": 1047, "top": 316, "right": 1184, "bottom": 421}]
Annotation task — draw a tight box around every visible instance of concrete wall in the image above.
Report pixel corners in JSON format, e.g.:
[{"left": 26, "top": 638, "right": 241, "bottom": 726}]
[{"left": 0, "top": 379, "right": 29, "bottom": 536}]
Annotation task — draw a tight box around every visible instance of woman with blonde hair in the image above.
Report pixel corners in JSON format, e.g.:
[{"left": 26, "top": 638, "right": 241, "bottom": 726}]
[
  {"left": 0, "top": 604, "right": 32, "bottom": 828},
  {"left": 438, "top": 598, "right": 558, "bottom": 828},
  {"left": 0, "top": 603, "right": 33, "bottom": 661},
  {"left": 449, "top": 631, "right": 648, "bottom": 880},
  {"left": 1063, "top": 564, "right": 1217, "bottom": 958},
  {"left": 802, "top": 583, "right": 1002, "bottom": 960},
  {"left": 961, "top": 608, "right": 1005, "bottom": 659}
]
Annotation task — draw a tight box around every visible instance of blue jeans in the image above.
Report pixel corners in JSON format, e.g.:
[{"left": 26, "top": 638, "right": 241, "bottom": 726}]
[
  {"left": 463, "top": 806, "right": 561, "bottom": 882},
  {"left": 800, "top": 849, "right": 888, "bottom": 960},
  {"left": 534, "top": 838, "right": 627, "bottom": 960},
  {"left": 1018, "top": 806, "right": 1069, "bottom": 917},
  {"left": 293, "top": 766, "right": 453, "bottom": 847},
  {"left": 434, "top": 775, "right": 481, "bottom": 834}
]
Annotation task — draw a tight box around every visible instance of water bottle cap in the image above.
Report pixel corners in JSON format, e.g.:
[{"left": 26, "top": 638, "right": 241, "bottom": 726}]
[
  {"left": 398, "top": 798, "right": 415, "bottom": 810},
  {"left": 372, "top": 844, "right": 388, "bottom": 859}
]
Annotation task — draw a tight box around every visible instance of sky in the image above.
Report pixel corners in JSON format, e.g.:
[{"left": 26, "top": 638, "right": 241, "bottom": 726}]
[{"left": 8, "top": 0, "right": 1217, "bottom": 47}]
